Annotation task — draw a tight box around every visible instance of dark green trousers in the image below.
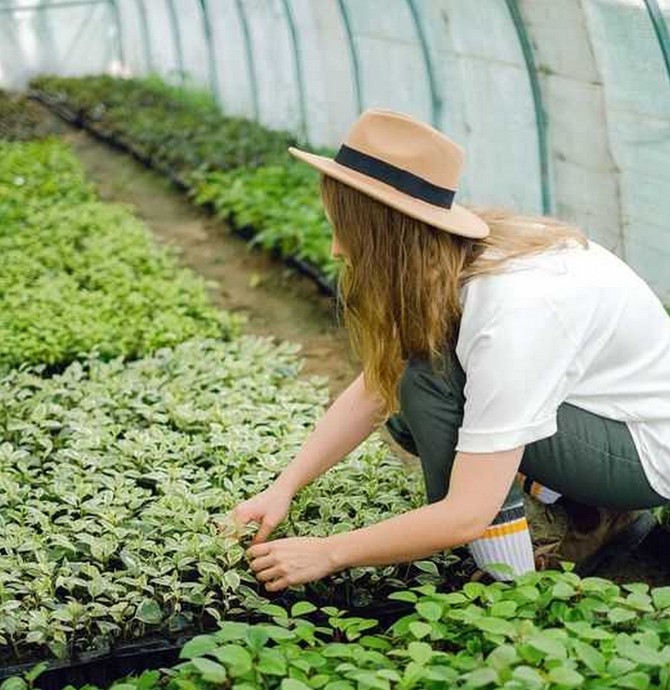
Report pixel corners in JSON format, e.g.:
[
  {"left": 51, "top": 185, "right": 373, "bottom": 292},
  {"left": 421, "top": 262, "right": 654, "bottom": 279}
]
[{"left": 386, "top": 354, "right": 667, "bottom": 512}]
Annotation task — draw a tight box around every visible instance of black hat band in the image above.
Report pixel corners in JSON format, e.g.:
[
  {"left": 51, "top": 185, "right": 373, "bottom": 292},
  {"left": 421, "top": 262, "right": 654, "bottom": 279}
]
[{"left": 334, "top": 144, "right": 456, "bottom": 208}]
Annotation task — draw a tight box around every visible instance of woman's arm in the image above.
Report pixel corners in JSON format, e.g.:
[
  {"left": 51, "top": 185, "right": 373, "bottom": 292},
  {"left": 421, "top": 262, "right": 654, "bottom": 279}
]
[
  {"left": 328, "top": 447, "right": 525, "bottom": 567},
  {"left": 272, "top": 371, "right": 384, "bottom": 495},
  {"left": 247, "top": 446, "right": 525, "bottom": 590},
  {"left": 233, "top": 372, "right": 384, "bottom": 544}
]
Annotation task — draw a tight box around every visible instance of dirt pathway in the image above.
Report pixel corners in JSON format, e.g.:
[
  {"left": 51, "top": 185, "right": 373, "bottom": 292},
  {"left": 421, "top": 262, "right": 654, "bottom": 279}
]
[
  {"left": 49, "top": 115, "right": 669, "bottom": 586},
  {"left": 56, "top": 122, "right": 357, "bottom": 400}
]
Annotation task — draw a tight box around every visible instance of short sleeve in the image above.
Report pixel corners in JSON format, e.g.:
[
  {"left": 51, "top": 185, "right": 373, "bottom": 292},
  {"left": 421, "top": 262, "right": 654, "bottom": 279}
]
[{"left": 455, "top": 298, "right": 577, "bottom": 453}]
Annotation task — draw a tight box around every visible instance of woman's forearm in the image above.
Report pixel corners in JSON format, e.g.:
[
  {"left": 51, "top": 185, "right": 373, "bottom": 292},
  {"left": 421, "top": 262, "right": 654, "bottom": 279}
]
[
  {"left": 326, "top": 497, "right": 483, "bottom": 569},
  {"left": 273, "top": 372, "right": 384, "bottom": 496}
]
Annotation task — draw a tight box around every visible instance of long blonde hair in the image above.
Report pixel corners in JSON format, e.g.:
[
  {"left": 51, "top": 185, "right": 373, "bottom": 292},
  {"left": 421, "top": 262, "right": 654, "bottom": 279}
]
[{"left": 321, "top": 175, "right": 588, "bottom": 417}]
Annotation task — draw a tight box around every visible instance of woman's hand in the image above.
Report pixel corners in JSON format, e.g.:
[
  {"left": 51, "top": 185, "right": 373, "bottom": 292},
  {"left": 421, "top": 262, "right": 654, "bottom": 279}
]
[
  {"left": 246, "top": 537, "right": 336, "bottom": 591},
  {"left": 232, "top": 484, "right": 294, "bottom": 545}
]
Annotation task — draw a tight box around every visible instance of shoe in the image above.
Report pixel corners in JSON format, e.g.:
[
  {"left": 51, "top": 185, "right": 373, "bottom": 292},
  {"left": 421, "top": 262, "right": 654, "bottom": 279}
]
[{"left": 534, "top": 500, "right": 657, "bottom": 576}]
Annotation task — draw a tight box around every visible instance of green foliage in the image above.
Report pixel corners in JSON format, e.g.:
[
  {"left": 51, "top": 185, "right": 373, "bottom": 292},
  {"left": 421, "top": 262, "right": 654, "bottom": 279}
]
[
  {"left": 9, "top": 571, "right": 670, "bottom": 689},
  {"left": 29, "top": 75, "right": 338, "bottom": 281},
  {"left": 190, "top": 161, "right": 337, "bottom": 280},
  {"left": 0, "top": 90, "right": 51, "bottom": 141},
  {"left": 30, "top": 75, "right": 297, "bottom": 176},
  {"left": 0, "top": 337, "right": 451, "bottom": 663},
  {"left": 0, "top": 140, "right": 237, "bottom": 373}
]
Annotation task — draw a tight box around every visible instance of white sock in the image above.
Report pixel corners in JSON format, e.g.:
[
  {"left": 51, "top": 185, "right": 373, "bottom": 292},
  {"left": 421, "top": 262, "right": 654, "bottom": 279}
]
[
  {"left": 468, "top": 503, "right": 535, "bottom": 580},
  {"left": 518, "top": 472, "right": 562, "bottom": 505}
]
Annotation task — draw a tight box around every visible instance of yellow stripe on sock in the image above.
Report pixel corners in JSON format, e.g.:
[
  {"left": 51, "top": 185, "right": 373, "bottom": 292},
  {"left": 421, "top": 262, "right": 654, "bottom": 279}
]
[{"left": 482, "top": 517, "right": 529, "bottom": 540}]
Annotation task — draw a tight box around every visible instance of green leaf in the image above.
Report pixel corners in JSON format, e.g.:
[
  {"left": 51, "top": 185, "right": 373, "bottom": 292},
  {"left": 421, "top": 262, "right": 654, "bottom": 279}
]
[
  {"left": 413, "top": 560, "right": 439, "bottom": 576},
  {"left": 291, "top": 601, "right": 317, "bottom": 617},
  {"left": 179, "top": 635, "right": 219, "bottom": 659},
  {"left": 407, "top": 641, "right": 432, "bottom": 665},
  {"left": 245, "top": 627, "right": 269, "bottom": 651},
  {"left": 212, "top": 644, "right": 253, "bottom": 676},
  {"left": 24, "top": 662, "right": 48, "bottom": 683},
  {"left": 190, "top": 658, "right": 228, "bottom": 684},
  {"left": 526, "top": 632, "right": 567, "bottom": 659},
  {"left": 651, "top": 586, "right": 670, "bottom": 610},
  {"left": 408, "top": 621, "right": 432, "bottom": 639},
  {"left": 387, "top": 591, "right": 417, "bottom": 603},
  {"left": 215, "top": 622, "right": 249, "bottom": 642},
  {"left": 572, "top": 640, "right": 606, "bottom": 674},
  {"left": 135, "top": 599, "right": 162, "bottom": 625},
  {"left": 473, "top": 617, "right": 517, "bottom": 639},
  {"left": 616, "top": 672, "right": 651, "bottom": 690},
  {"left": 511, "top": 666, "right": 544, "bottom": 689},
  {"left": 464, "top": 668, "right": 498, "bottom": 688},
  {"left": 547, "top": 667, "right": 584, "bottom": 687},
  {"left": 552, "top": 581, "right": 576, "bottom": 599},
  {"left": 257, "top": 648, "right": 287, "bottom": 676},
  {"left": 0, "top": 678, "right": 27, "bottom": 690},
  {"left": 486, "top": 644, "right": 519, "bottom": 670},
  {"left": 281, "top": 680, "right": 312, "bottom": 690},
  {"left": 258, "top": 603, "right": 289, "bottom": 619},
  {"left": 489, "top": 601, "right": 517, "bottom": 618},
  {"left": 616, "top": 637, "right": 665, "bottom": 666},
  {"left": 416, "top": 601, "right": 442, "bottom": 621},
  {"left": 608, "top": 608, "right": 637, "bottom": 625}
]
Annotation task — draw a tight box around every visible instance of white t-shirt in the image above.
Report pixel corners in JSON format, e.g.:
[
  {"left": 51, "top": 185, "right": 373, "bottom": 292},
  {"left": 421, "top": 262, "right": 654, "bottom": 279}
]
[{"left": 455, "top": 239, "right": 670, "bottom": 499}]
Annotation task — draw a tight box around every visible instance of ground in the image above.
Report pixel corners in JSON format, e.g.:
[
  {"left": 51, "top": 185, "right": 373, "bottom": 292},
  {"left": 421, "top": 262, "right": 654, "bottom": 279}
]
[{"left": 43, "top": 110, "right": 669, "bottom": 586}]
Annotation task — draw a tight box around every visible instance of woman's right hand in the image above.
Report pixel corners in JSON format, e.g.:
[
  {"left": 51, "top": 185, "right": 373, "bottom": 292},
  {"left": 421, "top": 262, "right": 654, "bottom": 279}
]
[{"left": 232, "top": 484, "right": 294, "bottom": 545}]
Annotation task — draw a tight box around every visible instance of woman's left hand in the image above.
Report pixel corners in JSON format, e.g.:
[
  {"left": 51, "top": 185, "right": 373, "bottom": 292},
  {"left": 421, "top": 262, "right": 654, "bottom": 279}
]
[{"left": 246, "top": 537, "right": 336, "bottom": 591}]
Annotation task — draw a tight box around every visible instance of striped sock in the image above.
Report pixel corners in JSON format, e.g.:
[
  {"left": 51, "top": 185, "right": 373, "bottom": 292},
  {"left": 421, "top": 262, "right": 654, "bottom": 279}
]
[
  {"left": 517, "top": 472, "right": 562, "bottom": 505},
  {"left": 468, "top": 503, "right": 535, "bottom": 581}
]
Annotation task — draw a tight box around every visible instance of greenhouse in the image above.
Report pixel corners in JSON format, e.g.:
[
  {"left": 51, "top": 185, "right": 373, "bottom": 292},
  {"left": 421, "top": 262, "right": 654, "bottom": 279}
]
[{"left": 1, "top": 1, "right": 670, "bottom": 689}]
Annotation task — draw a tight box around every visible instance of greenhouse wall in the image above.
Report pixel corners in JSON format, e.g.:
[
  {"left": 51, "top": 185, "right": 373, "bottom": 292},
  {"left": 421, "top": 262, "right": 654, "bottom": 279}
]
[{"left": 1, "top": 0, "right": 668, "bottom": 301}]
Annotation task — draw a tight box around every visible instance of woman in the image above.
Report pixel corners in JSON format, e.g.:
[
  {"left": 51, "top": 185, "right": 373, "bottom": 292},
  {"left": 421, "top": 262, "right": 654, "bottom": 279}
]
[{"left": 233, "top": 109, "right": 670, "bottom": 591}]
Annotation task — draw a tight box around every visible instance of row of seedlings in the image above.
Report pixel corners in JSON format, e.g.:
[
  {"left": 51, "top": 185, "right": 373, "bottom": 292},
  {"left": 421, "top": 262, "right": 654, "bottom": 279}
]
[{"left": 29, "top": 76, "right": 336, "bottom": 291}]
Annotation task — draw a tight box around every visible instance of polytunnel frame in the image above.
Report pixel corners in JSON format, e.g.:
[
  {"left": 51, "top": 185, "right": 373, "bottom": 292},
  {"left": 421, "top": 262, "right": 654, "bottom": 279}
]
[
  {"left": 164, "top": 0, "right": 185, "bottom": 82},
  {"left": 405, "top": 0, "right": 442, "bottom": 128},
  {"left": 504, "top": 0, "right": 551, "bottom": 215},
  {"left": 280, "top": 0, "right": 308, "bottom": 141},
  {"left": 234, "top": 0, "right": 259, "bottom": 120},
  {"left": 135, "top": 0, "right": 153, "bottom": 73},
  {"left": 336, "top": 0, "right": 363, "bottom": 114},
  {"left": 642, "top": 0, "right": 670, "bottom": 86},
  {"left": 196, "top": 0, "right": 220, "bottom": 103}
]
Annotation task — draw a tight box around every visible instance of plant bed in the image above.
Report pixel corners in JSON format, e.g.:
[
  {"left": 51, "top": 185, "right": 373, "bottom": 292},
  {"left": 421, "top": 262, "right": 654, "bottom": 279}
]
[
  {"left": 0, "top": 336, "right": 459, "bottom": 669},
  {"left": 0, "top": 90, "right": 55, "bottom": 141},
  {"left": 4, "top": 569, "right": 670, "bottom": 690},
  {"left": 0, "top": 139, "right": 237, "bottom": 375},
  {"left": 28, "top": 76, "right": 338, "bottom": 295}
]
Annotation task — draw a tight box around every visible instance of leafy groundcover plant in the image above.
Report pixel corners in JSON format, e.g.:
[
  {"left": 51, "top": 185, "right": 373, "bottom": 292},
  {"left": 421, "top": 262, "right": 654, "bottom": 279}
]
[
  {"left": 29, "top": 76, "right": 296, "bottom": 179},
  {"left": 0, "top": 139, "right": 237, "bottom": 374},
  {"left": 189, "top": 162, "right": 336, "bottom": 282},
  {"left": 0, "top": 90, "right": 52, "bottom": 141},
  {"left": 28, "top": 76, "right": 337, "bottom": 286},
  {"left": 0, "top": 336, "right": 458, "bottom": 666},
  {"left": 6, "top": 571, "right": 670, "bottom": 690}
]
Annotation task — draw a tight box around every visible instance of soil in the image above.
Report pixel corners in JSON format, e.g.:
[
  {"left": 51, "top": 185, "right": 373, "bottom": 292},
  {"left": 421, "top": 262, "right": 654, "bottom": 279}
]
[{"left": 43, "top": 110, "right": 669, "bottom": 587}]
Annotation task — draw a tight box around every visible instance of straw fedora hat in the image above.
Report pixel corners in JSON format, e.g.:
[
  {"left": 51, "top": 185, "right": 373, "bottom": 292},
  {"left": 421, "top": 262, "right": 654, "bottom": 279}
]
[{"left": 288, "top": 109, "right": 489, "bottom": 239}]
